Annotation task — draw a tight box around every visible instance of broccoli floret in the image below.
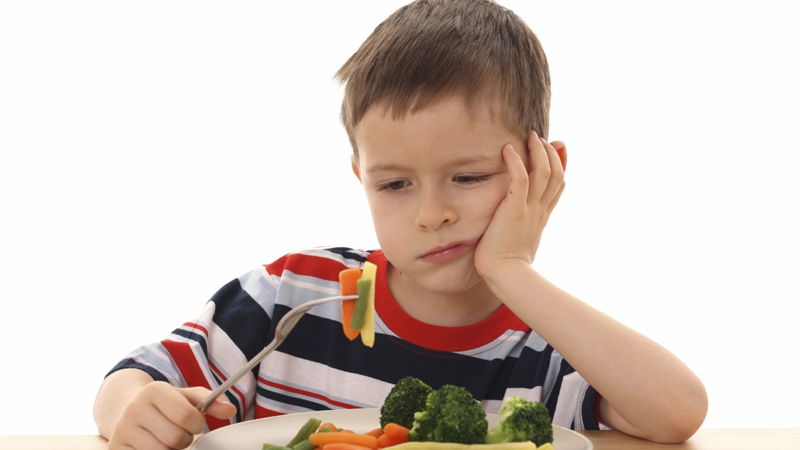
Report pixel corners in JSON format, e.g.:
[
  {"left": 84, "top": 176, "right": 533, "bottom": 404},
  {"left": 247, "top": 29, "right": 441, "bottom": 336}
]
[
  {"left": 379, "top": 376, "right": 434, "bottom": 429},
  {"left": 485, "top": 396, "right": 553, "bottom": 446},
  {"left": 408, "top": 384, "right": 488, "bottom": 445}
]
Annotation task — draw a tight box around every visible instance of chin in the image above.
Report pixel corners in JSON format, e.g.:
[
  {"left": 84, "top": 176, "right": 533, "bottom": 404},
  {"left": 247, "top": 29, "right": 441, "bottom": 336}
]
[{"left": 416, "top": 269, "right": 484, "bottom": 295}]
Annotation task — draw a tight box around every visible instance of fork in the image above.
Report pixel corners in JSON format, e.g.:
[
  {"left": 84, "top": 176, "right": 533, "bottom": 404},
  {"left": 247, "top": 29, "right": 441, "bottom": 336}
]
[{"left": 196, "top": 294, "right": 357, "bottom": 412}]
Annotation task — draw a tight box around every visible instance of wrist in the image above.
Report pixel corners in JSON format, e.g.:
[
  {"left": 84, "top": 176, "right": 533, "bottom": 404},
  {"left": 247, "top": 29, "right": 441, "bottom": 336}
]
[{"left": 481, "top": 259, "right": 537, "bottom": 294}]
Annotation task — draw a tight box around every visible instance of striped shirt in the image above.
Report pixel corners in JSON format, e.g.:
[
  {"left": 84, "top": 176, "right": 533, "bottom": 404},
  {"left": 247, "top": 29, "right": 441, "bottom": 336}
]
[{"left": 109, "top": 247, "right": 600, "bottom": 432}]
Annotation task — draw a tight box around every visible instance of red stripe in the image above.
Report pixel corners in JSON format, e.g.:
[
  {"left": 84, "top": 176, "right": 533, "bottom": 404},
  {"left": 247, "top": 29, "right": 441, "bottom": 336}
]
[
  {"left": 255, "top": 404, "right": 286, "bottom": 419},
  {"left": 258, "top": 377, "right": 360, "bottom": 409},
  {"left": 208, "top": 359, "right": 247, "bottom": 414},
  {"left": 183, "top": 322, "right": 208, "bottom": 335},
  {"left": 161, "top": 340, "right": 231, "bottom": 431},
  {"left": 265, "top": 252, "right": 348, "bottom": 282}
]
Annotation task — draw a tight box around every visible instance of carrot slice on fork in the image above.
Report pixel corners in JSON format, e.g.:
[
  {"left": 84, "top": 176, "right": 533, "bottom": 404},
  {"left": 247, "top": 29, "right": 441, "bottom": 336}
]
[{"left": 339, "top": 268, "right": 362, "bottom": 341}]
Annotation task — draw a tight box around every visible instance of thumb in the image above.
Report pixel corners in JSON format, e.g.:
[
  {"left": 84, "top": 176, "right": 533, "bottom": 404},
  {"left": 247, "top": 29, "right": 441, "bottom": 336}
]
[
  {"left": 181, "top": 387, "right": 238, "bottom": 420},
  {"left": 204, "top": 395, "right": 238, "bottom": 419}
]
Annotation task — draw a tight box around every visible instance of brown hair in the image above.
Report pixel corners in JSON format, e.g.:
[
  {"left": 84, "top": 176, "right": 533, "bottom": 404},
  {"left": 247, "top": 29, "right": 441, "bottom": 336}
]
[{"left": 335, "top": 0, "right": 550, "bottom": 161}]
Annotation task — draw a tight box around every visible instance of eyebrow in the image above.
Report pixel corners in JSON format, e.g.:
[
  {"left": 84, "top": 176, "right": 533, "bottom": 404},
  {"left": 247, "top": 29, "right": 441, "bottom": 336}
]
[{"left": 365, "top": 154, "right": 498, "bottom": 173}]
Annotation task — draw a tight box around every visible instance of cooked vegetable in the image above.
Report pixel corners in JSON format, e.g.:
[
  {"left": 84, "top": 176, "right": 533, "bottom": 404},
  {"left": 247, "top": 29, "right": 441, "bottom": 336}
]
[
  {"left": 261, "top": 444, "right": 292, "bottom": 450},
  {"left": 308, "top": 431, "right": 379, "bottom": 449},
  {"left": 321, "top": 444, "right": 376, "bottom": 450},
  {"left": 388, "top": 442, "right": 544, "bottom": 450},
  {"left": 350, "top": 277, "right": 372, "bottom": 330},
  {"left": 378, "top": 423, "right": 411, "bottom": 447},
  {"left": 485, "top": 397, "right": 553, "bottom": 447},
  {"left": 339, "top": 268, "right": 363, "bottom": 341},
  {"left": 358, "top": 262, "right": 377, "bottom": 347},
  {"left": 285, "top": 417, "right": 323, "bottom": 448},
  {"left": 379, "top": 376, "right": 434, "bottom": 429},
  {"left": 407, "top": 385, "right": 488, "bottom": 445}
]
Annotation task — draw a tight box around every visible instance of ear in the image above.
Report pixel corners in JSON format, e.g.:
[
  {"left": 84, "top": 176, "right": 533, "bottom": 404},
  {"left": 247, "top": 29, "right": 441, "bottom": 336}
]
[
  {"left": 550, "top": 140, "right": 567, "bottom": 171},
  {"left": 351, "top": 155, "right": 363, "bottom": 183}
]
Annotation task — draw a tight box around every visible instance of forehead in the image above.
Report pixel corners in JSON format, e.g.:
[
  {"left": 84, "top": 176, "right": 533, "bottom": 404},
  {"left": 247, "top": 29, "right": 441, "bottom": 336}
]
[{"left": 354, "top": 95, "right": 517, "bottom": 168}]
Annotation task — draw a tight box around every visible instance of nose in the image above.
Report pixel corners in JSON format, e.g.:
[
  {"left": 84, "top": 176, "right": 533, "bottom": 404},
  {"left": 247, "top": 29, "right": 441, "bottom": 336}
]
[{"left": 414, "top": 186, "right": 457, "bottom": 230}]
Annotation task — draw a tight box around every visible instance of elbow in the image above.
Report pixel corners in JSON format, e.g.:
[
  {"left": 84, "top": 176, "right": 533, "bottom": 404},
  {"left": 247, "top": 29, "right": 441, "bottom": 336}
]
[{"left": 648, "top": 385, "right": 709, "bottom": 444}]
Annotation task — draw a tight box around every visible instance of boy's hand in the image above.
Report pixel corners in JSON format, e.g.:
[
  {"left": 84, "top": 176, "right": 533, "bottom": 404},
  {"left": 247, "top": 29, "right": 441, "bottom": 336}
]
[
  {"left": 474, "top": 131, "right": 565, "bottom": 282},
  {"left": 108, "top": 381, "right": 236, "bottom": 450}
]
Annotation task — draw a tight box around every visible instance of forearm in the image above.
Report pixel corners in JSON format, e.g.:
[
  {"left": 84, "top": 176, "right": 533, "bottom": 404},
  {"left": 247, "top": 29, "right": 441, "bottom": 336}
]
[
  {"left": 483, "top": 261, "right": 707, "bottom": 443},
  {"left": 93, "top": 368, "right": 155, "bottom": 439}
]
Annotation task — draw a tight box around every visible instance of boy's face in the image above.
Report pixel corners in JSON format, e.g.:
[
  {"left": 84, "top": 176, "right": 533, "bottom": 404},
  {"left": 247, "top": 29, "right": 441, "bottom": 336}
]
[{"left": 352, "top": 96, "right": 528, "bottom": 298}]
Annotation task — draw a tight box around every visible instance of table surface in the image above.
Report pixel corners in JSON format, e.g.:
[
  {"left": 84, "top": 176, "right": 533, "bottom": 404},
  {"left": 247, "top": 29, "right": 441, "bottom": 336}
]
[{"left": 1, "top": 428, "right": 798, "bottom": 450}]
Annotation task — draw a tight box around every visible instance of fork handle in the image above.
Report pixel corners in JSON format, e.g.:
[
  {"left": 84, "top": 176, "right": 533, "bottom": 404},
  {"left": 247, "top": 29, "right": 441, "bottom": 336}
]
[{"left": 196, "top": 339, "right": 279, "bottom": 412}]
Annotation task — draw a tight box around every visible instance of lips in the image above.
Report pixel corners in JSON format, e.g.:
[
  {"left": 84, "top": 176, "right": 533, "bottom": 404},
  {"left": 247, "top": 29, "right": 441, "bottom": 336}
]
[{"left": 419, "top": 239, "right": 478, "bottom": 264}]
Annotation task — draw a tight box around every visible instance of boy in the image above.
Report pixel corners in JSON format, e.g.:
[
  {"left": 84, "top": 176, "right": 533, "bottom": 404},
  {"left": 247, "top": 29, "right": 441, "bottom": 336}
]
[{"left": 94, "top": 1, "right": 707, "bottom": 448}]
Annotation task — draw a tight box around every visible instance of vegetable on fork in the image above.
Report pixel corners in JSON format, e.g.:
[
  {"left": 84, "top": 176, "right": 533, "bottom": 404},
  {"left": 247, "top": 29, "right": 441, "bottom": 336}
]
[{"left": 339, "top": 261, "right": 378, "bottom": 347}]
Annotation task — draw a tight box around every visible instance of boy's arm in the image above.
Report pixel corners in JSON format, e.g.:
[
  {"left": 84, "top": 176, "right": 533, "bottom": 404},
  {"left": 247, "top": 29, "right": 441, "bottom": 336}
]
[
  {"left": 94, "top": 368, "right": 236, "bottom": 449},
  {"left": 486, "top": 263, "right": 707, "bottom": 443},
  {"left": 474, "top": 133, "right": 708, "bottom": 443}
]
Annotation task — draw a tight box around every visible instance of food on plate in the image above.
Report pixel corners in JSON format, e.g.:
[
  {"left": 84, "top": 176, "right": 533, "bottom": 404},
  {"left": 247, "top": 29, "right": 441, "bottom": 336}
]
[
  {"left": 377, "top": 423, "right": 411, "bottom": 448},
  {"left": 260, "top": 418, "right": 554, "bottom": 450},
  {"left": 486, "top": 397, "right": 553, "bottom": 447},
  {"left": 390, "top": 443, "right": 551, "bottom": 450},
  {"left": 262, "top": 378, "right": 554, "bottom": 449},
  {"left": 337, "top": 263, "right": 377, "bottom": 347},
  {"left": 407, "top": 385, "right": 488, "bottom": 445},
  {"left": 379, "top": 377, "right": 434, "bottom": 429}
]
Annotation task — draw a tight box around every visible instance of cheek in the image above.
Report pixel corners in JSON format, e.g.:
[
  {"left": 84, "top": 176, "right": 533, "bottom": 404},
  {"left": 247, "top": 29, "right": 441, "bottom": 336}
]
[{"left": 459, "top": 177, "right": 510, "bottom": 220}]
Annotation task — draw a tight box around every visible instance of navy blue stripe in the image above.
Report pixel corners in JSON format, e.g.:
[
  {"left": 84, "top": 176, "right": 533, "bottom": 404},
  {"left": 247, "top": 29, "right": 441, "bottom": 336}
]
[
  {"left": 107, "top": 359, "right": 169, "bottom": 383},
  {"left": 223, "top": 389, "right": 243, "bottom": 423},
  {"left": 171, "top": 328, "right": 209, "bottom": 357},
  {"left": 210, "top": 278, "right": 272, "bottom": 362},
  {"left": 257, "top": 385, "right": 333, "bottom": 412},
  {"left": 324, "top": 247, "right": 371, "bottom": 264},
  {"left": 580, "top": 385, "right": 601, "bottom": 430}
]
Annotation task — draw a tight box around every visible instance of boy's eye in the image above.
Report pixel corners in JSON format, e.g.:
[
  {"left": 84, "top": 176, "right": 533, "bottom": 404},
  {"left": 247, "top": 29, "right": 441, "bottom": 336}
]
[
  {"left": 454, "top": 174, "right": 491, "bottom": 184},
  {"left": 377, "top": 180, "right": 409, "bottom": 192}
]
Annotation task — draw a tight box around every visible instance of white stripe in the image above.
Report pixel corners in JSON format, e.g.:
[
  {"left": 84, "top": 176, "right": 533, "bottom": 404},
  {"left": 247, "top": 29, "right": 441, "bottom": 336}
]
[
  {"left": 239, "top": 266, "right": 280, "bottom": 317},
  {"left": 552, "top": 371, "right": 589, "bottom": 429},
  {"left": 455, "top": 329, "right": 528, "bottom": 360},
  {"left": 258, "top": 351, "right": 393, "bottom": 411},
  {"left": 542, "top": 349, "right": 564, "bottom": 404}
]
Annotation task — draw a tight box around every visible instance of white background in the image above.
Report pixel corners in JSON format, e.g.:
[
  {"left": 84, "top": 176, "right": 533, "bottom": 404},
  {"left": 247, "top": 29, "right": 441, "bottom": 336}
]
[{"left": 1, "top": 0, "right": 798, "bottom": 436}]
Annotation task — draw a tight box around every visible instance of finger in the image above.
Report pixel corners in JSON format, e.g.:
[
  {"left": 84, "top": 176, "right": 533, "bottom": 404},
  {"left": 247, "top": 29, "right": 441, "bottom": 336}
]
[
  {"left": 120, "top": 395, "right": 193, "bottom": 450},
  {"left": 526, "top": 131, "right": 551, "bottom": 203},
  {"left": 141, "top": 402, "right": 195, "bottom": 449},
  {"left": 147, "top": 385, "right": 208, "bottom": 437},
  {"left": 538, "top": 137, "right": 565, "bottom": 204},
  {"left": 546, "top": 179, "right": 566, "bottom": 215},
  {"left": 203, "top": 396, "right": 238, "bottom": 420},
  {"left": 502, "top": 143, "right": 530, "bottom": 212},
  {"left": 110, "top": 422, "right": 170, "bottom": 450},
  {"left": 179, "top": 386, "right": 237, "bottom": 420}
]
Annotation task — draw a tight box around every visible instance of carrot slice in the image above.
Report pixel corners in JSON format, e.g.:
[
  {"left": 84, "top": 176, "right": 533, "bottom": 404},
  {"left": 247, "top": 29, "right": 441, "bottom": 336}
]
[
  {"left": 359, "top": 262, "right": 377, "bottom": 347},
  {"left": 378, "top": 423, "right": 409, "bottom": 447},
  {"left": 382, "top": 423, "right": 409, "bottom": 441},
  {"left": 309, "top": 432, "right": 378, "bottom": 450},
  {"left": 322, "top": 444, "right": 374, "bottom": 450},
  {"left": 364, "top": 427, "right": 384, "bottom": 438},
  {"left": 318, "top": 422, "right": 338, "bottom": 432},
  {"left": 339, "top": 268, "right": 362, "bottom": 341}
]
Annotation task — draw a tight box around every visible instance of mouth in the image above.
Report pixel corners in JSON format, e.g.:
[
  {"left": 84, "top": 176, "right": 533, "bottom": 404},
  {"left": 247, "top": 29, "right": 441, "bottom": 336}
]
[{"left": 419, "top": 239, "right": 478, "bottom": 264}]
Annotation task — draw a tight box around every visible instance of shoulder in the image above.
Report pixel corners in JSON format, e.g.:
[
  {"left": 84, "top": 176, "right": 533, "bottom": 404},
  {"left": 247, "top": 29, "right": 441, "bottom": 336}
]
[{"left": 264, "top": 246, "right": 375, "bottom": 281}]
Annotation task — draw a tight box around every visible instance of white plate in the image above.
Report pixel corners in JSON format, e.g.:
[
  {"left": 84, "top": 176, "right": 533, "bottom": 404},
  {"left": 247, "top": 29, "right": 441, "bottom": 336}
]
[{"left": 192, "top": 408, "right": 592, "bottom": 450}]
